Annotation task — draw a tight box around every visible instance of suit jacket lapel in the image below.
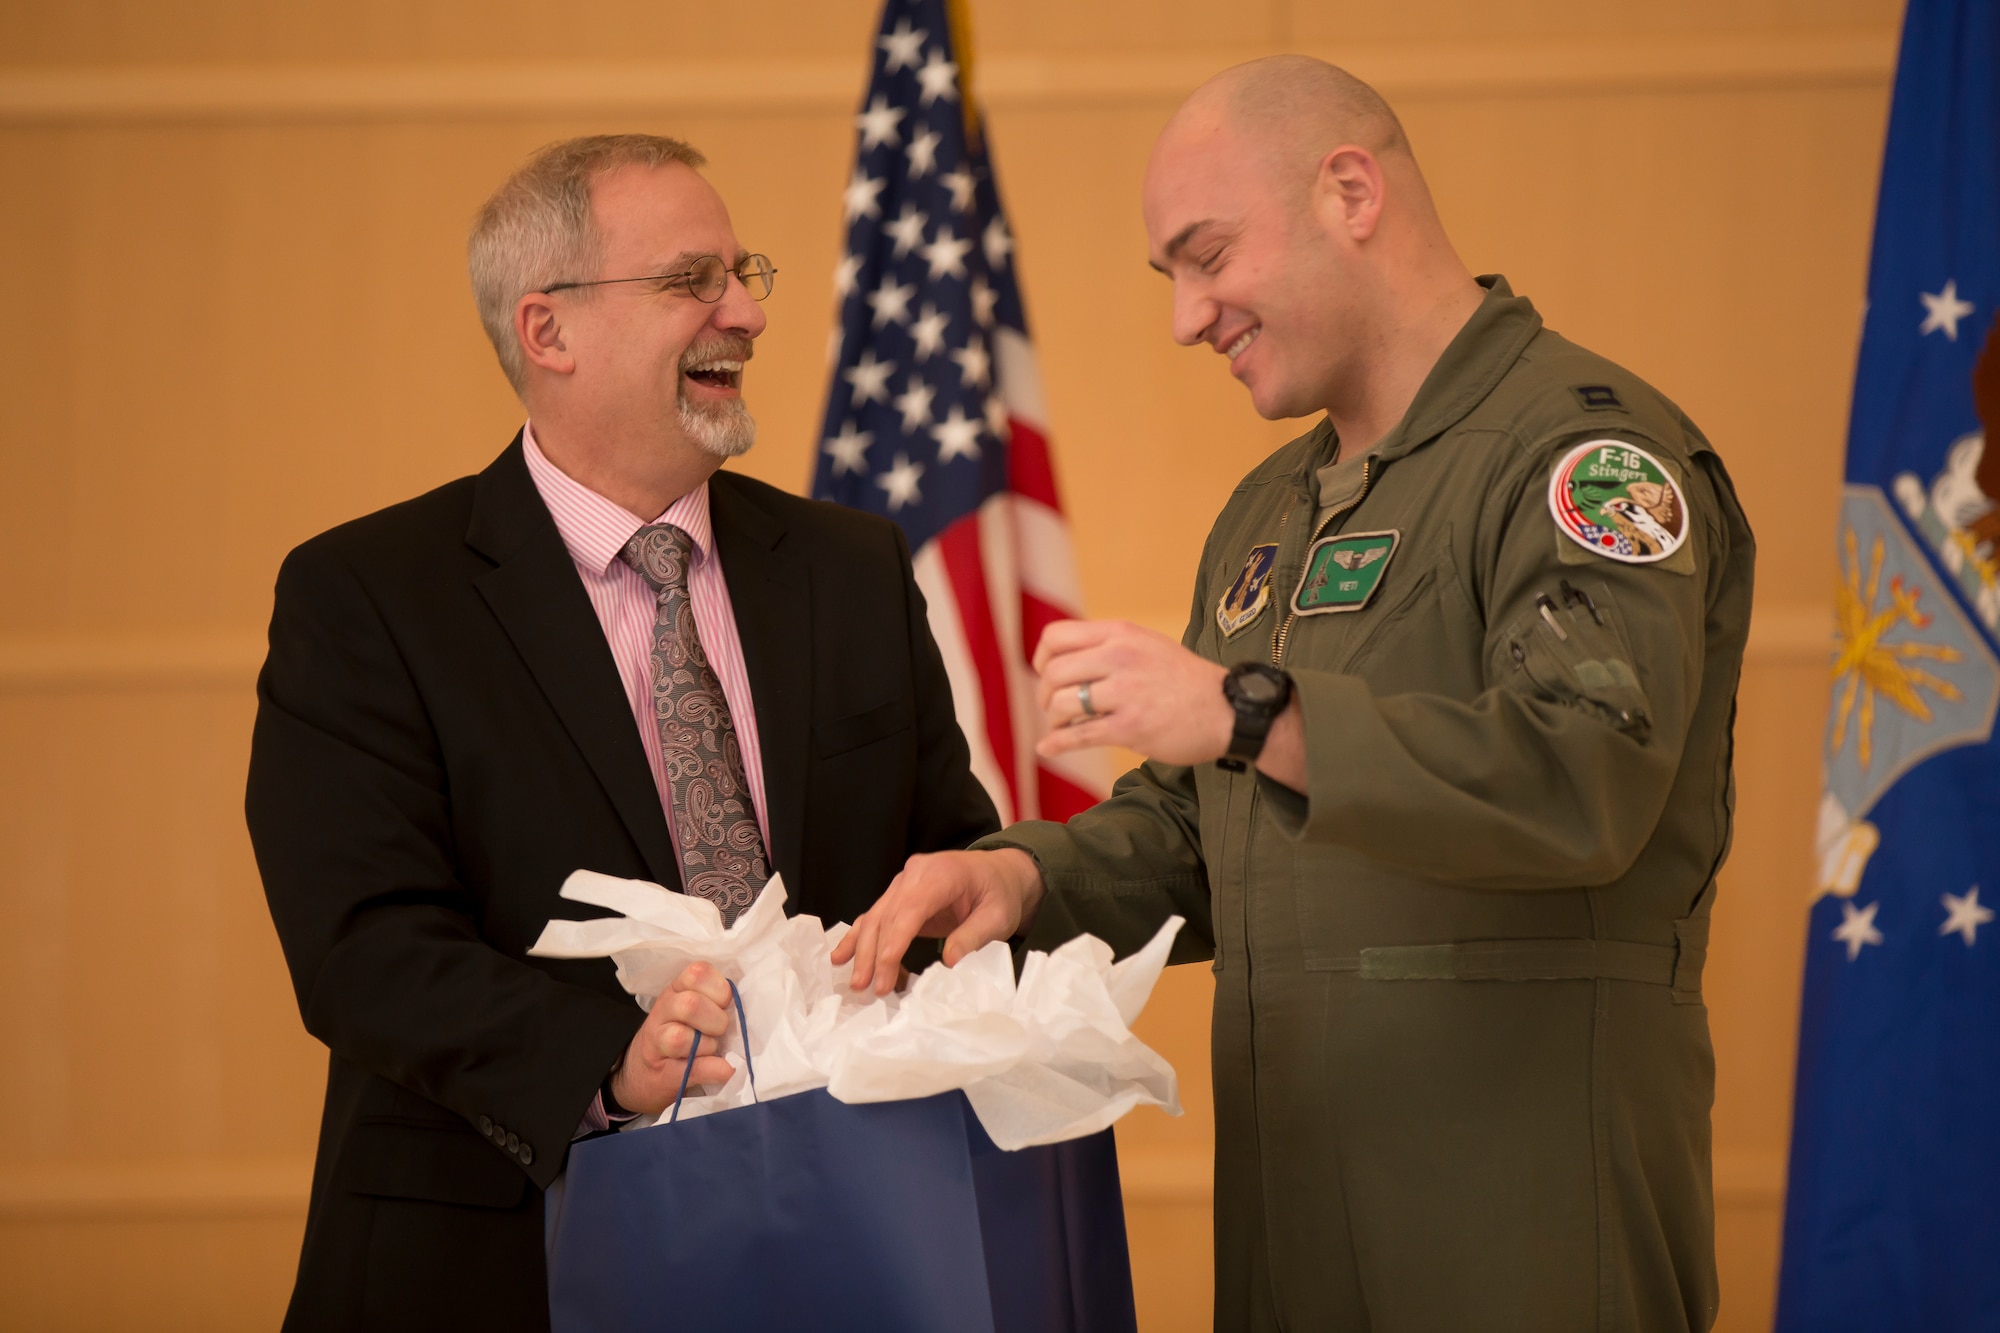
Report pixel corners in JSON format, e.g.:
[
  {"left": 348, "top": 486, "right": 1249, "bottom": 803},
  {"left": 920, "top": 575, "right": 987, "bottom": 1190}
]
[
  {"left": 465, "top": 437, "right": 682, "bottom": 888},
  {"left": 709, "top": 472, "right": 811, "bottom": 896}
]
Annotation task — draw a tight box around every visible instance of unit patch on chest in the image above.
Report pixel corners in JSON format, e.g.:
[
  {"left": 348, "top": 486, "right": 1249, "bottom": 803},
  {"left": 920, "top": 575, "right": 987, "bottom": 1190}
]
[
  {"left": 1548, "top": 440, "right": 1690, "bottom": 564},
  {"left": 1216, "top": 543, "right": 1279, "bottom": 638},
  {"left": 1291, "top": 530, "right": 1401, "bottom": 615}
]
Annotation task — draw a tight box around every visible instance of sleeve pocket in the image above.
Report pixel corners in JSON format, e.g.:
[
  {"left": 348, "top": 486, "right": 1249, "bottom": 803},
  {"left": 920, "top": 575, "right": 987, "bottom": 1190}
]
[
  {"left": 338, "top": 1119, "right": 528, "bottom": 1209},
  {"left": 813, "top": 697, "right": 914, "bottom": 758},
  {"left": 1496, "top": 578, "right": 1654, "bottom": 742}
]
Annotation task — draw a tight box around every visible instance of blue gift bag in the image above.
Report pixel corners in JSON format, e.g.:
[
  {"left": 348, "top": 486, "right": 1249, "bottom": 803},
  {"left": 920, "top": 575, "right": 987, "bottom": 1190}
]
[{"left": 546, "top": 988, "right": 1139, "bottom": 1333}]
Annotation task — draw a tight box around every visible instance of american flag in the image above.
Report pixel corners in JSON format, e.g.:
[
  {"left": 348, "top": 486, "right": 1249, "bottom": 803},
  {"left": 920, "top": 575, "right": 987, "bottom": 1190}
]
[{"left": 813, "top": 0, "right": 1105, "bottom": 823}]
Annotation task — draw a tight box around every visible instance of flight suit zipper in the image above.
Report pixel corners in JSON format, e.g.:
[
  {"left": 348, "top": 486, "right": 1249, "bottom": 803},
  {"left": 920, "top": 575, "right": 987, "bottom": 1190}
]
[{"left": 1272, "top": 458, "right": 1376, "bottom": 666}]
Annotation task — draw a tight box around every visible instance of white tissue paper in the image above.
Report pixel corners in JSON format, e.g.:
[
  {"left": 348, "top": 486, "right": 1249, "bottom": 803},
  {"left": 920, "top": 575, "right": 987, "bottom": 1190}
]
[{"left": 527, "top": 871, "right": 1183, "bottom": 1150}]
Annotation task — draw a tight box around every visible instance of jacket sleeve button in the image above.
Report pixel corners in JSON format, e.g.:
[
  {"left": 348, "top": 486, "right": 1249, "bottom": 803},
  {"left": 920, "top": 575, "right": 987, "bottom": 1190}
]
[
  {"left": 518, "top": 1143, "right": 534, "bottom": 1167},
  {"left": 477, "top": 1116, "right": 493, "bottom": 1137},
  {"left": 506, "top": 1132, "right": 519, "bottom": 1152}
]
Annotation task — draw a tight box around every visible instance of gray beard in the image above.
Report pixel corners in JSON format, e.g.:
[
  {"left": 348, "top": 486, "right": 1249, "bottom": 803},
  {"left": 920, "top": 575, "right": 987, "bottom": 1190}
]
[{"left": 678, "top": 391, "right": 757, "bottom": 459}]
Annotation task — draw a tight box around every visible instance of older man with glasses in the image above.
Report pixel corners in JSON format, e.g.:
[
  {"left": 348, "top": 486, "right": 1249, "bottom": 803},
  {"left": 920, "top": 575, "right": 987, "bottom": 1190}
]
[{"left": 246, "top": 134, "right": 998, "bottom": 1332}]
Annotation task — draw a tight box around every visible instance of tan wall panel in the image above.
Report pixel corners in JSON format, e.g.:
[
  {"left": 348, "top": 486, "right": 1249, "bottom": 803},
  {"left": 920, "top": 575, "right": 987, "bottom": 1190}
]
[
  {"left": 0, "top": 0, "right": 885, "bottom": 68},
  {"left": 0, "top": 2, "right": 1891, "bottom": 1327},
  {"left": 0, "top": 1213, "right": 302, "bottom": 1332},
  {"left": 0, "top": 690, "right": 322, "bottom": 1160},
  {"left": 1284, "top": 0, "right": 1898, "bottom": 43},
  {"left": 1, "top": 0, "right": 1901, "bottom": 66},
  {"left": 1714, "top": 1197, "right": 1784, "bottom": 1333},
  {"left": 1122, "top": 1199, "right": 1215, "bottom": 1333}
]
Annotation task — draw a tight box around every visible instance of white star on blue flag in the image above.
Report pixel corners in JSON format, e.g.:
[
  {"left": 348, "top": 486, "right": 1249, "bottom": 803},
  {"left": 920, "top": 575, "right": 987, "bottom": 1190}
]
[{"left": 812, "top": 0, "right": 1030, "bottom": 554}]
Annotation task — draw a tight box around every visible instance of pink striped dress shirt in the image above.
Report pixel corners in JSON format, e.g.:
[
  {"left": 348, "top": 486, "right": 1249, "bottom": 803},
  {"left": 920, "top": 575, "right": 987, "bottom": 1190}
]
[
  {"left": 522, "top": 425, "right": 771, "bottom": 849},
  {"left": 521, "top": 425, "right": 769, "bottom": 1135}
]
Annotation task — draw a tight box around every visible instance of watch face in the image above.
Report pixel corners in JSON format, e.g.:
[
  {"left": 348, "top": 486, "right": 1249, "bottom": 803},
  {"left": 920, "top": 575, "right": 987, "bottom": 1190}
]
[{"left": 1236, "top": 672, "right": 1282, "bottom": 704}]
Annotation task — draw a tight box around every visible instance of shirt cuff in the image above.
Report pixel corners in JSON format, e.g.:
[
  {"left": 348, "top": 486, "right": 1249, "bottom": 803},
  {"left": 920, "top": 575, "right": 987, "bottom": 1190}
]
[{"left": 571, "top": 1090, "right": 639, "bottom": 1140}]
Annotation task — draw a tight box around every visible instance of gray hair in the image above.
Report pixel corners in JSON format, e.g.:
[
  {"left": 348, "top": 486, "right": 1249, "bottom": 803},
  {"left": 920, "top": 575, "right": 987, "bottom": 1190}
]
[{"left": 467, "top": 133, "right": 708, "bottom": 393}]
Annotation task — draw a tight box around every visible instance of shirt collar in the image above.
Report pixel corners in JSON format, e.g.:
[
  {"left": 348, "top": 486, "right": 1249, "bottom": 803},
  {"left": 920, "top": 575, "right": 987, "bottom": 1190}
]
[
  {"left": 1382, "top": 274, "right": 1543, "bottom": 459},
  {"left": 1288, "top": 274, "right": 1544, "bottom": 494},
  {"left": 522, "top": 422, "right": 714, "bottom": 576}
]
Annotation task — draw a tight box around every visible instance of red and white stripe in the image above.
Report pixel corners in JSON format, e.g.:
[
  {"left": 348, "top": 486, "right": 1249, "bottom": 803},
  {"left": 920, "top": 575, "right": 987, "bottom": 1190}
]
[{"left": 911, "top": 330, "right": 1108, "bottom": 824}]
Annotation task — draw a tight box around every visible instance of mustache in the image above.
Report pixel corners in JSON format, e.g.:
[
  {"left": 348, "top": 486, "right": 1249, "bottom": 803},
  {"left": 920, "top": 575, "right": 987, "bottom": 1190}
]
[{"left": 680, "top": 334, "right": 756, "bottom": 371}]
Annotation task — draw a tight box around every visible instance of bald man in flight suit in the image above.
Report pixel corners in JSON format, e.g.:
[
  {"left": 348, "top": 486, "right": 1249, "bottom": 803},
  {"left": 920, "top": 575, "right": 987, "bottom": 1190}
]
[{"left": 839, "top": 56, "right": 1754, "bottom": 1333}]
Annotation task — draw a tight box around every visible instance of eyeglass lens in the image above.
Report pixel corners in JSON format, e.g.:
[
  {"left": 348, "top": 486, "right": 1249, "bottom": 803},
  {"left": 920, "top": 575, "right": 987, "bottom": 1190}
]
[{"left": 688, "top": 254, "right": 776, "bottom": 303}]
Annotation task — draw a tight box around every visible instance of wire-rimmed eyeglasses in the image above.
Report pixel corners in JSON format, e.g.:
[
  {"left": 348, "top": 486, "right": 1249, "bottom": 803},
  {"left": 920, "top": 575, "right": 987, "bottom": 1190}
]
[{"left": 542, "top": 253, "right": 777, "bottom": 303}]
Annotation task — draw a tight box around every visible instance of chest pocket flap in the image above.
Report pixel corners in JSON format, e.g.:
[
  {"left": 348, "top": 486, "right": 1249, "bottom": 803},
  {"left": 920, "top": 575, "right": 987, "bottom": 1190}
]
[{"left": 814, "top": 698, "right": 914, "bottom": 758}]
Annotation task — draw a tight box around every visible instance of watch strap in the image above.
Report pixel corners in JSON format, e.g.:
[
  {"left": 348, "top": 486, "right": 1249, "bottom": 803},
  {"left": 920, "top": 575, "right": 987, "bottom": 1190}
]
[{"left": 1220, "top": 664, "right": 1290, "bottom": 770}]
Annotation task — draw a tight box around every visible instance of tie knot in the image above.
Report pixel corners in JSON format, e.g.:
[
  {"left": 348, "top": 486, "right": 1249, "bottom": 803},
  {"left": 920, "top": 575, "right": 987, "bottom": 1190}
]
[{"left": 621, "top": 524, "right": 696, "bottom": 593}]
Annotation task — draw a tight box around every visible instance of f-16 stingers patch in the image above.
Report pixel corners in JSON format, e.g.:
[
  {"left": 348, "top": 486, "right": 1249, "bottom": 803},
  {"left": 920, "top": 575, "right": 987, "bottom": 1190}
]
[
  {"left": 1292, "top": 530, "right": 1401, "bottom": 615},
  {"left": 1217, "top": 543, "right": 1279, "bottom": 638},
  {"left": 1548, "top": 440, "right": 1689, "bottom": 564}
]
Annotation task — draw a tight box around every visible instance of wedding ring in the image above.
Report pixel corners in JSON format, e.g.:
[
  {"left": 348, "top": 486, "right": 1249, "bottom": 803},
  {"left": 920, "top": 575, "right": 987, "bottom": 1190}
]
[{"left": 1077, "top": 681, "right": 1098, "bottom": 718}]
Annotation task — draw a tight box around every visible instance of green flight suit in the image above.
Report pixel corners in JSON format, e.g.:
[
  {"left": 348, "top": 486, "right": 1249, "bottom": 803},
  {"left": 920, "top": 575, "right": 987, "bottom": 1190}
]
[{"left": 982, "top": 277, "right": 1754, "bottom": 1332}]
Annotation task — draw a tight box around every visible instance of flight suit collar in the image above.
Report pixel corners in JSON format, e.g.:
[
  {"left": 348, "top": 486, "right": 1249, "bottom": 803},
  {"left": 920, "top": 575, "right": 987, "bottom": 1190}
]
[{"left": 1288, "top": 274, "right": 1544, "bottom": 496}]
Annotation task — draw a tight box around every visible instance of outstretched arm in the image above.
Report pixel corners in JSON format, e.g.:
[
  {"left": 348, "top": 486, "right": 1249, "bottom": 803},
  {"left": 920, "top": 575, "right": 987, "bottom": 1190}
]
[
  {"left": 1018, "top": 434, "right": 1732, "bottom": 891},
  {"left": 838, "top": 552, "right": 1225, "bottom": 991}
]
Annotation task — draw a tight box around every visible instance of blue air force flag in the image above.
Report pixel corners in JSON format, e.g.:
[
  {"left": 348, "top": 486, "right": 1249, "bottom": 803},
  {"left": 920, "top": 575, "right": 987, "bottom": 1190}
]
[{"left": 1777, "top": 3, "right": 2000, "bottom": 1329}]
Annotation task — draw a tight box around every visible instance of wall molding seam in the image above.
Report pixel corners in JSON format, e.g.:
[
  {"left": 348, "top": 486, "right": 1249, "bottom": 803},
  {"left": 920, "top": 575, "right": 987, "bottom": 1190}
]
[
  {"left": 0, "top": 633, "right": 267, "bottom": 691},
  {"left": 0, "top": 607, "right": 1831, "bottom": 690},
  {"left": 0, "top": 1148, "right": 1786, "bottom": 1218},
  {"left": 0, "top": 607, "right": 1829, "bottom": 690},
  {"left": 1744, "top": 606, "right": 1832, "bottom": 668},
  {"left": 0, "top": 31, "right": 1895, "bottom": 125},
  {"left": 0, "top": 1159, "right": 312, "bottom": 1222}
]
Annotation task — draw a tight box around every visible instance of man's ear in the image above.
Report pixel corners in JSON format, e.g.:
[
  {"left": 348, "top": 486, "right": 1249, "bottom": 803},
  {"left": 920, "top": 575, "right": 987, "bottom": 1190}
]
[
  {"left": 1311, "top": 146, "right": 1386, "bottom": 243},
  {"left": 515, "top": 292, "right": 576, "bottom": 377}
]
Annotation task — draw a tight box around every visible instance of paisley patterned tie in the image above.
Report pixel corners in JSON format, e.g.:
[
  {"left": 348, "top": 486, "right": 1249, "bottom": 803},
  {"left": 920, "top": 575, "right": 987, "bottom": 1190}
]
[{"left": 621, "top": 523, "right": 769, "bottom": 925}]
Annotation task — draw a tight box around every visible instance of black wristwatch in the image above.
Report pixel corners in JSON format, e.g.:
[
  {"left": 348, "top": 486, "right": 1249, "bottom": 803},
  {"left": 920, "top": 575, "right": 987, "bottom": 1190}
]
[{"left": 1219, "top": 662, "right": 1293, "bottom": 772}]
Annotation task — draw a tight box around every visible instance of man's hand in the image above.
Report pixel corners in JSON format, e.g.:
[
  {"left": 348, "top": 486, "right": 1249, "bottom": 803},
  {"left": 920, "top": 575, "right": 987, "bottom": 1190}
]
[
  {"left": 831, "top": 849, "right": 1046, "bottom": 995},
  {"left": 1033, "top": 617, "right": 1308, "bottom": 791},
  {"left": 1032, "top": 619, "right": 1233, "bottom": 764},
  {"left": 608, "top": 961, "right": 738, "bottom": 1116}
]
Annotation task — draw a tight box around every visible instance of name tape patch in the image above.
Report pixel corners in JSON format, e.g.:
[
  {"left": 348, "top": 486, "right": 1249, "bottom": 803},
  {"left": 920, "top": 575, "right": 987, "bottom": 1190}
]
[{"left": 1292, "top": 530, "right": 1401, "bottom": 615}]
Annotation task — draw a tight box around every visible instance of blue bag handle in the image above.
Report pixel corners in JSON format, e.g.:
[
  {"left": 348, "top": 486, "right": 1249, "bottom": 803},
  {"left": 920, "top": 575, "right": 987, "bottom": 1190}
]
[{"left": 668, "top": 979, "right": 756, "bottom": 1125}]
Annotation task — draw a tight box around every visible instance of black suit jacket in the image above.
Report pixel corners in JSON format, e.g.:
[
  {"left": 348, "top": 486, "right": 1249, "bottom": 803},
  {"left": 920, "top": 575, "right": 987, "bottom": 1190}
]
[{"left": 247, "top": 438, "right": 999, "bottom": 1331}]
